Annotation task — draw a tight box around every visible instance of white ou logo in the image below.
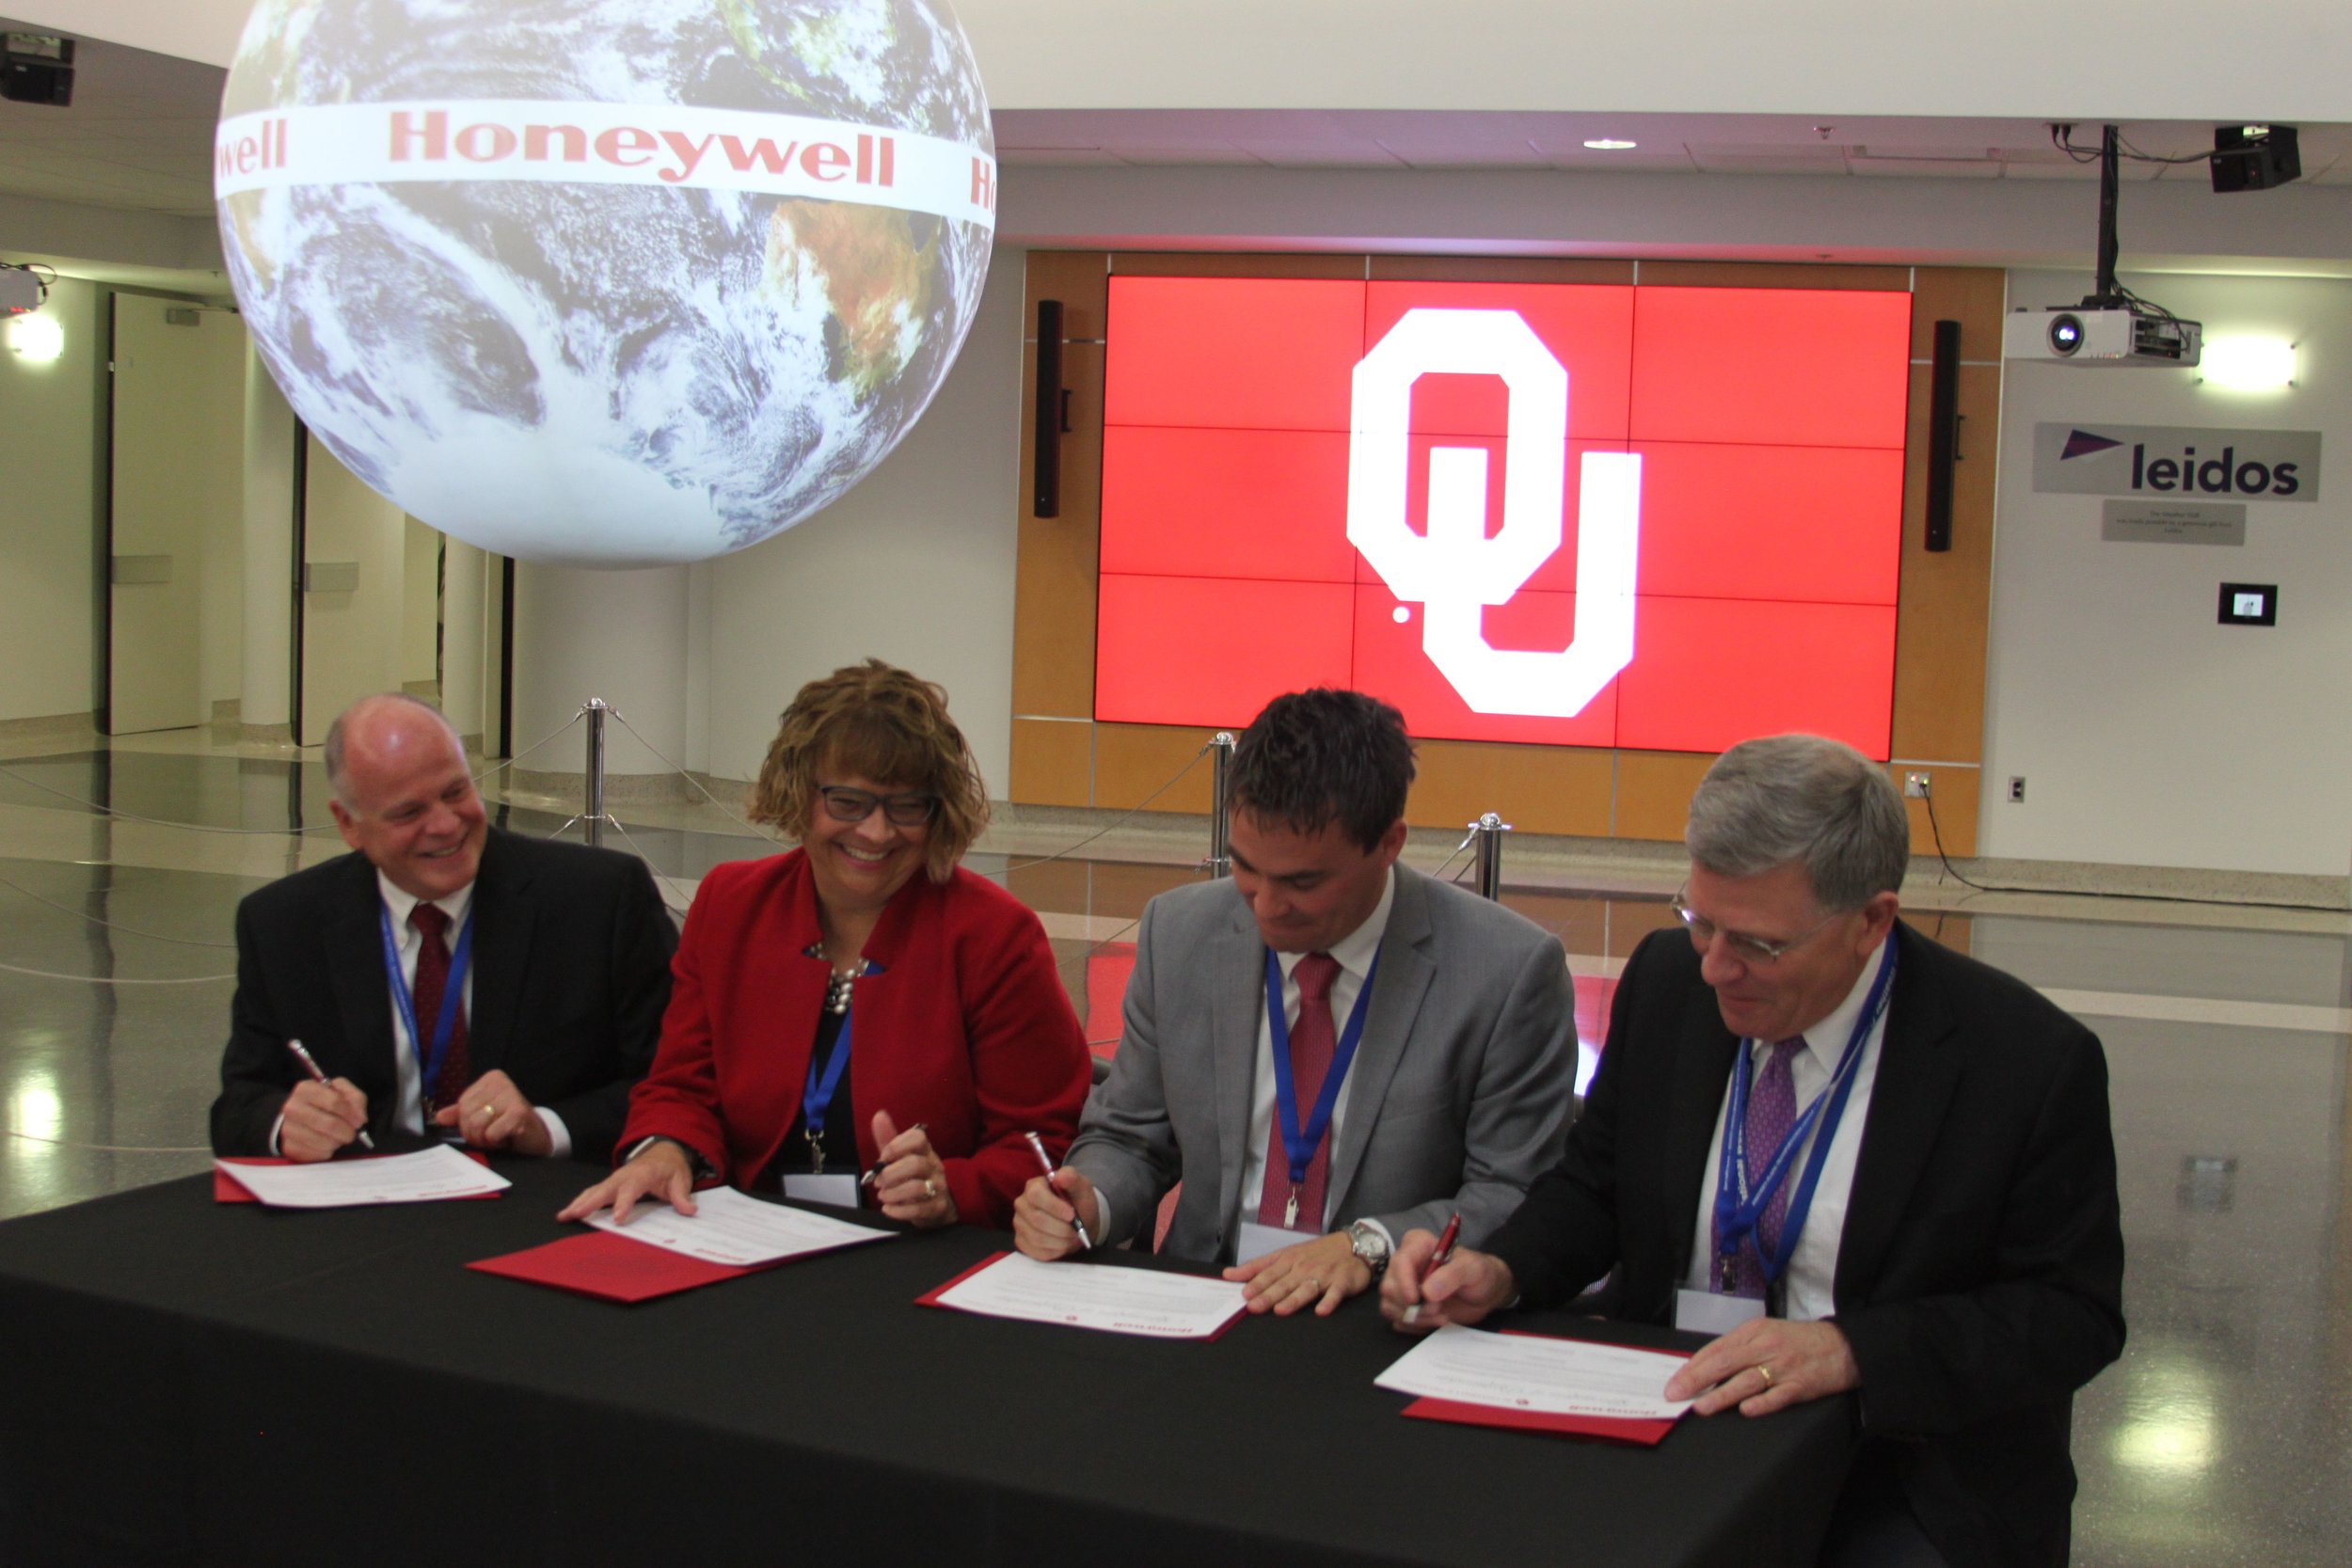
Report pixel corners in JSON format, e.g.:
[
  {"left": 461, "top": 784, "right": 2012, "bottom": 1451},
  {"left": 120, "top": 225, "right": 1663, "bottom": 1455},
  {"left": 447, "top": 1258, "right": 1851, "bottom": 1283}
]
[{"left": 1346, "top": 309, "right": 1643, "bottom": 717}]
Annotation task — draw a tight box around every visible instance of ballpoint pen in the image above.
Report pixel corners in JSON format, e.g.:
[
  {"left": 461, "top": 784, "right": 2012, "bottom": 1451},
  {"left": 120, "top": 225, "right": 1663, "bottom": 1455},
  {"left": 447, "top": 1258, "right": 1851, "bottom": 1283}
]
[
  {"left": 284, "top": 1037, "right": 374, "bottom": 1150},
  {"left": 1024, "top": 1131, "right": 1093, "bottom": 1249},
  {"left": 1404, "top": 1211, "right": 1462, "bottom": 1325},
  {"left": 859, "top": 1122, "right": 927, "bottom": 1190}
]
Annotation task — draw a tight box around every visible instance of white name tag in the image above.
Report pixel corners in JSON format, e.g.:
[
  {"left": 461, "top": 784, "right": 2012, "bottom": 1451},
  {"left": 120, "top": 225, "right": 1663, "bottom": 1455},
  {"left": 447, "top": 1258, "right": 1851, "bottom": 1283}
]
[
  {"left": 1234, "top": 1220, "right": 1311, "bottom": 1265},
  {"left": 782, "top": 1173, "right": 862, "bottom": 1209},
  {"left": 1676, "top": 1287, "right": 1765, "bottom": 1337}
]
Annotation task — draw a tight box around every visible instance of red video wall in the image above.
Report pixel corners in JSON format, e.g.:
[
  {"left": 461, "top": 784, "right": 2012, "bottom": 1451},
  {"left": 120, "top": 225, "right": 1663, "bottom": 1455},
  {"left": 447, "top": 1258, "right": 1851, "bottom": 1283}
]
[{"left": 1094, "top": 276, "right": 1914, "bottom": 757}]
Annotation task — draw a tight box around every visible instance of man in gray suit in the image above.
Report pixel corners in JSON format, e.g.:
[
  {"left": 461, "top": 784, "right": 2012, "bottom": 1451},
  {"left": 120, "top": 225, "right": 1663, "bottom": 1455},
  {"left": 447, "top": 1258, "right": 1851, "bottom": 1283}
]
[{"left": 1013, "top": 689, "right": 1577, "bottom": 1317}]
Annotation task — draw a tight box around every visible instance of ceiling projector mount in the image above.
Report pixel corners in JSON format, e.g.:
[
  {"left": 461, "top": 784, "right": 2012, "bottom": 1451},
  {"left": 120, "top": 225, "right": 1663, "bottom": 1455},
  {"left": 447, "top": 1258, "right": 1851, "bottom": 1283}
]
[{"left": 2005, "top": 120, "right": 2300, "bottom": 369}]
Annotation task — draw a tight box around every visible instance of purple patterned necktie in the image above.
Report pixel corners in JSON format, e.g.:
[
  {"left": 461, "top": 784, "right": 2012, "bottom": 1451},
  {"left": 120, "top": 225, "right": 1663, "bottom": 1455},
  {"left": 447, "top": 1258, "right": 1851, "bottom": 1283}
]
[
  {"left": 1256, "top": 953, "right": 1341, "bottom": 1232},
  {"left": 1726, "top": 1037, "right": 1804, "bottom": 1298}
]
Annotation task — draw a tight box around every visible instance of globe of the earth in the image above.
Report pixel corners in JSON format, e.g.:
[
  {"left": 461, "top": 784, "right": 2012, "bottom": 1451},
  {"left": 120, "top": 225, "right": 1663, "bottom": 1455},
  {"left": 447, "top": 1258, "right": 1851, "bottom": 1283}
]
[{"left": 214, "top": 0, "right": 997, "bottom": 566}]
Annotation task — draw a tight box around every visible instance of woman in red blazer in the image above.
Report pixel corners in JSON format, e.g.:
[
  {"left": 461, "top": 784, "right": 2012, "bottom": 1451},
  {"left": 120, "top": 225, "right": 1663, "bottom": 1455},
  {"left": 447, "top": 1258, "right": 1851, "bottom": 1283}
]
[{"left": 562, "top": 661, "right": 1089, "bottom": 1230}]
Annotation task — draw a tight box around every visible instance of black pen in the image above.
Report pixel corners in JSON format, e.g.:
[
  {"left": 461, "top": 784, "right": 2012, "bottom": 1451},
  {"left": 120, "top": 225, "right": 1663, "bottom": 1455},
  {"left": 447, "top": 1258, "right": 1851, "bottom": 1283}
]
[
  {"left": 859, "top": 1122, "right": 928, "bottom": 1191},
  {"left": 284, "top": 1037, "right": 374, "bottom": 1150}
]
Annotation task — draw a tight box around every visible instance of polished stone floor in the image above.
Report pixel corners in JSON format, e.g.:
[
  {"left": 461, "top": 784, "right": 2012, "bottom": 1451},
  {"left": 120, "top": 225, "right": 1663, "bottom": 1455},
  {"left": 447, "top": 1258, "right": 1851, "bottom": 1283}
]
[{"left": 1, "top": 719, "right": 2346, "bottom": 1565}]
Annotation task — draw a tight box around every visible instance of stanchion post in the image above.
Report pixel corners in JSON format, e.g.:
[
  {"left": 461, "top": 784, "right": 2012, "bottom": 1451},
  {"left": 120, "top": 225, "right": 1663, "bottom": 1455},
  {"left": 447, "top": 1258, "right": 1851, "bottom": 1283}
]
[
  {"left": 1206, "top": 732, "right": 1237, "bottom": 878},
  {"left": 583, "top": 698, "right": 609, "bottom": 848},
  {"left": 1471, "top": 811, "right": 1511, "bottom": 901}
]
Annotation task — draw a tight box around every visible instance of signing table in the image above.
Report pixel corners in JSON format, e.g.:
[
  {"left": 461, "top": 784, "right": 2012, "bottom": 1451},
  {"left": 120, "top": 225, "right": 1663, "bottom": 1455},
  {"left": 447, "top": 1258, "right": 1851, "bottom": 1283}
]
[{"left": 0, "top": 1162, "right": 1853, "bottom": 1567}]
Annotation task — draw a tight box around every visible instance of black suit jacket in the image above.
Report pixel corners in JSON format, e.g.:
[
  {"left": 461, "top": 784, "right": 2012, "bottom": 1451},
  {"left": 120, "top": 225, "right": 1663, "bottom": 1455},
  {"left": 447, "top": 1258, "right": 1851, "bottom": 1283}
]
[
  {"left": 1487, "top": 922, "right": 2124, "bottom": 1568},
  {"left": 211, "top": 827, "right": 678, "bottom": 1164}
]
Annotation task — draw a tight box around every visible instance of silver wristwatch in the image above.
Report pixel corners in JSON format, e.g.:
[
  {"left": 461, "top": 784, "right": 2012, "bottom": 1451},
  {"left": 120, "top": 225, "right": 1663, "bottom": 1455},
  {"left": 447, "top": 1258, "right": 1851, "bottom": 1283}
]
[{"left": 1348, "top": 1219, "right": 1392, "bottom": 1275}]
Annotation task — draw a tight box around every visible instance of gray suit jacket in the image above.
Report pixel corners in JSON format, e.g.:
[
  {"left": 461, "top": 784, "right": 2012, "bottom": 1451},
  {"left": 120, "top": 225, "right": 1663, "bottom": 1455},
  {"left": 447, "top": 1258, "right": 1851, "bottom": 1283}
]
[{"left": 1069, "top": 863, "right": 1577, "bottom": 1265}]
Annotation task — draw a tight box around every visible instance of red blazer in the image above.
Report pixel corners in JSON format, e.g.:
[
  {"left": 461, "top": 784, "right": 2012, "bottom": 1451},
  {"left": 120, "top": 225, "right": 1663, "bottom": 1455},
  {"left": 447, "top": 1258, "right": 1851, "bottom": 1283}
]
[{"left": 621, "top": 851, "right": 1089, "bottom": 1228}]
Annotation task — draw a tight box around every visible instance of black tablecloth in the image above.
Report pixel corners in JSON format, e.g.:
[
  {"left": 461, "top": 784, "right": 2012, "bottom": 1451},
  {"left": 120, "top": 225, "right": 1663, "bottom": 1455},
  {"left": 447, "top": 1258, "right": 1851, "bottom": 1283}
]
[{"left": 0, "top": 1162, "right": 1853, "bottom": 1567}]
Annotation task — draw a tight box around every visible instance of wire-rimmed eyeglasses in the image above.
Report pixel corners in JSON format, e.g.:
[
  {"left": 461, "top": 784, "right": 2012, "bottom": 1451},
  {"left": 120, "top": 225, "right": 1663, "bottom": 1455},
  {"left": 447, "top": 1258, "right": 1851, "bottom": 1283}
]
[{"left": 1667, "top": 888, "right": 1841, "bottom": 965}]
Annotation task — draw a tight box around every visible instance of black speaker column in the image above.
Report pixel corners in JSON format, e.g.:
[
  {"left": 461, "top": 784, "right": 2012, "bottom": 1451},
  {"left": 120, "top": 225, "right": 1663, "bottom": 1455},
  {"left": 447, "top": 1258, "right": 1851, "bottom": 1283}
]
[
  {"left": 1033, "top": 299, "right": 1064, "bottom": 518},
  {"left": 1924, "top": 318, "right": 1961, "bottom": 553}
]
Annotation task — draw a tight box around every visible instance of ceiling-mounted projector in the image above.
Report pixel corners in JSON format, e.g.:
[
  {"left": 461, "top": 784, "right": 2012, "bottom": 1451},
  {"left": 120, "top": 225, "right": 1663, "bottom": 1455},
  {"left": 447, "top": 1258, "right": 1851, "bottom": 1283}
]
[{"left": 2004, "top": 305, "right": 2201, "bottom": 368}]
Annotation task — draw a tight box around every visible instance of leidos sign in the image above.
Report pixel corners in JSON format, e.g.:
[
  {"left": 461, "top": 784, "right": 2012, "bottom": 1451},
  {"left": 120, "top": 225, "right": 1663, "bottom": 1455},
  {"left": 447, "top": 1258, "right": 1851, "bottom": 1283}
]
[
  {"left": 2033, "top": 422, "right": 2322, "bottom": 501},
  {"left": 1095, "top": 276, "right": 1912, "bottom": 759}
]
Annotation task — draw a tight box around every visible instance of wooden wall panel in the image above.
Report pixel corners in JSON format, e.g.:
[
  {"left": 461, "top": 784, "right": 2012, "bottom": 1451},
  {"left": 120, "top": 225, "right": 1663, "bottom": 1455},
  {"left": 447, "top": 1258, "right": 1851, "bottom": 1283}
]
[
  {"left": 1614, "top": 752, "right": 1720, "bottom": 842},
  {"left": 1636, "top": 261, "right": 1913, "bottom": 292},
  {"left": 1012, "top": 249, "right": 1107, "bottom": 720},
  {"left": 1025, "top": 250, "right": 1110, "bottom": 341},
  {"left": 1894, "top": 764, "right": 1980, "bottom": 862},
  {"left": 1111, "top": 252, "right": 1366, "bottom": 278},
  {"left": 1889, "top": 360, "right": 1998, "bottom": 771},
  {"left": 1411, "top": 740, "right": 1613, "bottom": 836},
  {"left": 1094, "top": 722, "right": 1221, "bottom": 813},
  {"left": 1009, "top": 717, "right": 1091, "bottom": 808},
  {"left": 1908, "top": 267, "right": 2008, "bottom": 362},
  {"left": 1370, "top": 257, "right": 1634, "bottom": 285}
]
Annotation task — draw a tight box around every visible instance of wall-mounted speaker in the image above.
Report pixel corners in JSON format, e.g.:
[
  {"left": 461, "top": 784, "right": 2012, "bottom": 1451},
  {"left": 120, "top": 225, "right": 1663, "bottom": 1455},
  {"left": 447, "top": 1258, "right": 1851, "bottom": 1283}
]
[
  {"left": 1033, "top": 299, "right": 1064, "bottom": 517},
  {"left": 1924, "top": 318, "right": 1961, "bottom": 553}
]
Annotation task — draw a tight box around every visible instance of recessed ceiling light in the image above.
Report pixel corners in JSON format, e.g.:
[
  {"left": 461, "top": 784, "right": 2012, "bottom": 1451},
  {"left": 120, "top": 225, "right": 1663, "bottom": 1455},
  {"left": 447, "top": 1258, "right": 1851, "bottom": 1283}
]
[{"left": 1582, "top": 138, "right": 1638, "bottom": 151}]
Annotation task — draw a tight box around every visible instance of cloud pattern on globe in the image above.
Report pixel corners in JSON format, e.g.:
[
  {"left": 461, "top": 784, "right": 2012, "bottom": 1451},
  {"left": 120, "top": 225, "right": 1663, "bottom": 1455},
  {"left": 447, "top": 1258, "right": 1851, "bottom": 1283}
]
[{"left": 215, "top": 0, "right": 997, "bottom": 566}]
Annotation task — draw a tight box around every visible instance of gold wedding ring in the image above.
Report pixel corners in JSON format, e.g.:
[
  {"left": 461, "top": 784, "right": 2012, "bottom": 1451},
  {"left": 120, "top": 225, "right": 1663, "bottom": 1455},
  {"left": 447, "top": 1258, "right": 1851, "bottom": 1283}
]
[{"left": 1756, "top": 1363, "right": 1775, "bottom": 1389}]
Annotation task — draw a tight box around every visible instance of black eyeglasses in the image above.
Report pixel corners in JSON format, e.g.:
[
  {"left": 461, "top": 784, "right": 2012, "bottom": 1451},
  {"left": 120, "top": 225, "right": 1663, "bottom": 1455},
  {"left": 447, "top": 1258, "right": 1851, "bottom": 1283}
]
[
  {"left": 1668, "top": 888, "right": 1840, "bottom": 966},
  {"left": 816, "top": 784, "right": 940, "bottom": 828}
]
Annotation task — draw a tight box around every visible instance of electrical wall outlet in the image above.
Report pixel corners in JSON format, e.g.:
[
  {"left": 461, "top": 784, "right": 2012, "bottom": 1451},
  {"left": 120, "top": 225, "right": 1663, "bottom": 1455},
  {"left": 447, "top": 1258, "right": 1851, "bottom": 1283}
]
[
  {"left": 2009, "top": 776, "right": 2026, "bottom": 803},
  {"left": 1903, "top": 771, "right": 1931, "bottom": 799}
]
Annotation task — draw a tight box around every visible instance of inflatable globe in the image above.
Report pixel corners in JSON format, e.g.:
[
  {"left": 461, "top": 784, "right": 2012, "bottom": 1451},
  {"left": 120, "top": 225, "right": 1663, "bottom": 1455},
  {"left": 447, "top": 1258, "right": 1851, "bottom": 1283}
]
[{"left": 214, "top": 0, "right": 997, "bottom": 565}]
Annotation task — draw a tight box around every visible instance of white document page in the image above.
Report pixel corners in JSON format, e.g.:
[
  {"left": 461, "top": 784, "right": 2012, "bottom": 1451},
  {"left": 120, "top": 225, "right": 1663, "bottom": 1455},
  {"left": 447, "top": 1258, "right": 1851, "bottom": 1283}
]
[
  {"left": 216, "top": 1146, "right": 511, "bottom": 1208},
  {"left": 585, "top": 1185, "right": 892, "bottom": 1267},
  {"left": 932, "top": 1253, "right": 1248, "bottom": 1339},
  {"left": 1375, "top": 1323, "right": 1696, "bottom": 1420}
]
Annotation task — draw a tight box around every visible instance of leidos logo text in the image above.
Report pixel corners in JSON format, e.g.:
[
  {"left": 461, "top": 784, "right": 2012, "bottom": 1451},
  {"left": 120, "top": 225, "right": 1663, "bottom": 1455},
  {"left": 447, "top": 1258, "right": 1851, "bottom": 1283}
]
[
  {"left": 2035, "top": 421, "right": 2322, "bottom": 502},
  {"left": 2126, "top": 441, "right": 2299, "bottom": 497}
]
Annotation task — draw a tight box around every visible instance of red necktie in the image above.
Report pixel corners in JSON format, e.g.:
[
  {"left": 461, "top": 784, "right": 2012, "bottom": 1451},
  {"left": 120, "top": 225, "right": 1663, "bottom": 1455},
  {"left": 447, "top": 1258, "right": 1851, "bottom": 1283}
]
[
  {"left": 1256, "top": 952, "right": 1341, "bottom": 1232},
  {"left": 409, "top": 902, "right": 470, "bottom": 1114}
]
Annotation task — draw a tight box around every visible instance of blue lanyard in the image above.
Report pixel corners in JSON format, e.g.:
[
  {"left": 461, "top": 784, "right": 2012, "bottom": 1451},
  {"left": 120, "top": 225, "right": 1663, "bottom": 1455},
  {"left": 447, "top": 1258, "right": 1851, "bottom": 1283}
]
[
  {"left": 376, "top": 902, "right": 474, "bottom": 1103},
  {"left": 1713, "top": 939, "right": 1897, "bottom": 1291},
  {"left": 800, "top": 989, "right": 862, "bottom": 1148},
  {"left": 1265, "top": 950, "right": 1380, "bottom": 1212}
]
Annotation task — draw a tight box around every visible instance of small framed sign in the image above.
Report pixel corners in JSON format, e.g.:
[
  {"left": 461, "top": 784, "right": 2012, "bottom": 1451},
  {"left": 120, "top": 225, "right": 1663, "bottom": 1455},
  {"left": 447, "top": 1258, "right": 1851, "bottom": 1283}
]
[{"left": 2217, "top": 583, "right": 2278, "bottom": 626}]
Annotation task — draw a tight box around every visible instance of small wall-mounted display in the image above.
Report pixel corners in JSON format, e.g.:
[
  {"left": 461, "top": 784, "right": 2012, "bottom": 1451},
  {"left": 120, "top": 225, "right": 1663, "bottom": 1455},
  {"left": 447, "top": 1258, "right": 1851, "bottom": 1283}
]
[{"left": 2217, "top": 582, "right": 2278, "bottom": 626}]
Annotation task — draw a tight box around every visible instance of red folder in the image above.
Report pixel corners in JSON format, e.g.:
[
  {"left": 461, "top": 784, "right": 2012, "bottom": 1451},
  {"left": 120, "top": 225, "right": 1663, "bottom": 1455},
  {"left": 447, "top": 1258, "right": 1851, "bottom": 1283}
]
[
  {"left": 214, "top": 1149, "right": 496, "bottom": 1204},
  {"left": 467, "top": 1231, "right": 778, "bottom": 1305},
  {"left": 1396, "top": 1329, "right": 1691, "bottom": 1447},
  {"left": 1400, "top": 1396, "right": 1678, "bottom": 1447}
]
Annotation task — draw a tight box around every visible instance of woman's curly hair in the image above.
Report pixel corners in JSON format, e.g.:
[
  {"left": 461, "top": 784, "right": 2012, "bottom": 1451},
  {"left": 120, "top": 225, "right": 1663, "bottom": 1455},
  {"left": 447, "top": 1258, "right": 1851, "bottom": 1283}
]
[{"left": 746, "top": 660, "right": 990, "bottom": 882}]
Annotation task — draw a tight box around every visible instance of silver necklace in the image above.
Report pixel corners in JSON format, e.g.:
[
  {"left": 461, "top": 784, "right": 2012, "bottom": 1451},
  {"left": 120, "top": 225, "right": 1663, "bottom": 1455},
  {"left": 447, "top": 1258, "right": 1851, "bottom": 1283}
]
[{"left": 803, "top": 942, "right": 862, "bottom": 1014}]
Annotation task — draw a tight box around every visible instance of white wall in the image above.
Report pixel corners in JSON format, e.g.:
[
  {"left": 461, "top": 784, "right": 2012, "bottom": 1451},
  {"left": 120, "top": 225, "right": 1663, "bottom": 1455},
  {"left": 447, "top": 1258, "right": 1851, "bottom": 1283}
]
[
  {"left": 0, "top": 275, "right": 99, "bottom": 721},
  {"left": 35, "top": 0, "right": 2352, "bottom": 121},
  {"left": 298, "top": 435, "right": 406, "bottom": 739},
  {"left": 1980, "top": 269, "right": 2352, "bottom": 877},
  {"left": 400, "top": 516, "right": 440, "bottom": 687},
  {"left": 697, "top": 248, "right": 1026, "bottom": 792}
]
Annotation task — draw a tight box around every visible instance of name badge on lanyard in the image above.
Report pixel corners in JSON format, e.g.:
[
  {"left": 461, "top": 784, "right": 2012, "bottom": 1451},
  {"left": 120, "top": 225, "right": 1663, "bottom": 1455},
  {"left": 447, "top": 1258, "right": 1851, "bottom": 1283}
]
[
  {"left": 1711, "top": 939, "right": 1896, "bottom": 1298},
  {"left": 377, "top": 903, "right": 474, "bottom": 1106},
  {"left": 1265, "top": 949, "right": 1379, "bottom": 1231}
]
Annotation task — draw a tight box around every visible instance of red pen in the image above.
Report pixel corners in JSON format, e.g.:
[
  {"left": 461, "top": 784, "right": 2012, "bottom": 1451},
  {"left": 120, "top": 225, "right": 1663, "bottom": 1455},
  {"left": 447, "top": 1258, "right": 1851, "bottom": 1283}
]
[
  {"left": 1405, "top": 1212, "right": 1462, "bottom": 1325},
  {"left": 1023, "top": 1131, "right": 1093, "bottom": 1250}
]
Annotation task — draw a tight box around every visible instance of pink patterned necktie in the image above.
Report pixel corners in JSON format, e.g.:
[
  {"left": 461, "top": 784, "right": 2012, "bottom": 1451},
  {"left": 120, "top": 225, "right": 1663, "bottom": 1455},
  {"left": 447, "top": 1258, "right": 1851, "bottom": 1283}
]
[
  {"left": 409, "top": 902, "right": 470, "bottom": 1114},
  {"left": 1726, "top": 1037, "right": 1804, "bottom": 1298},
  {"left": 1256, "top": 952, "right": 1341, "bottom": 1232}
]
